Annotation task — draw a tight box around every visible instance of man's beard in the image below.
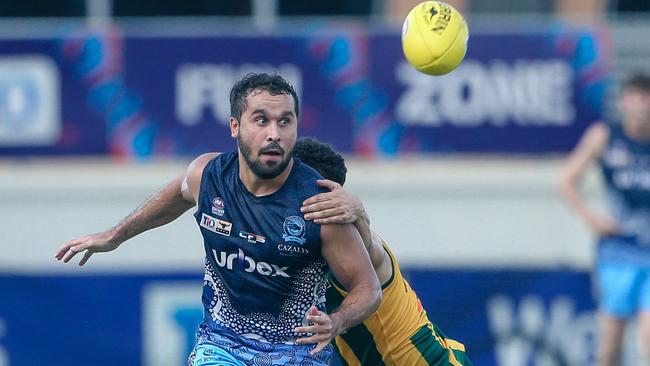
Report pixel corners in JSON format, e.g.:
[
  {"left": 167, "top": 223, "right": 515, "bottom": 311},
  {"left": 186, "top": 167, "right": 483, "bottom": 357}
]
[{"left": 238, "top": 135, "right": 294, "bottom": 179}]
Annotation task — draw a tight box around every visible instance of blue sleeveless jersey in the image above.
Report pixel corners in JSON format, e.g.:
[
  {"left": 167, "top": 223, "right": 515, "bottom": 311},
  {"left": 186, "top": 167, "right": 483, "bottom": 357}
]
[
  {"left": 194, "top": 151, "right": 329, "bottom": 343},
  {"left": 598, "top": 123, "right": 650, "bottom": 262}
]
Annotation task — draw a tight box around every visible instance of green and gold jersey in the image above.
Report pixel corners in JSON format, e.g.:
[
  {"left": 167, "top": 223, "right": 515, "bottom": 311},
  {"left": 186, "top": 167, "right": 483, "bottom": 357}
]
[{"left": 326, "top": 240, "right": 471, "bottom": 366}]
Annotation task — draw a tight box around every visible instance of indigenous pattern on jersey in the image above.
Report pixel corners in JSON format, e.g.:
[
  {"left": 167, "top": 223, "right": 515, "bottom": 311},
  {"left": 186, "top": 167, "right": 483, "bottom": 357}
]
[
  {"left": 598, "top": 123, "right": 650, "bottom": 263},
  {"left": 326, "top": 241, "right": 471, "bottom": 366},
  {"left": 188, "top": 323, "right": 333, "bottom": 366},
  {"left": 194, "top": 152, "right": 329, "bottom": 343}
]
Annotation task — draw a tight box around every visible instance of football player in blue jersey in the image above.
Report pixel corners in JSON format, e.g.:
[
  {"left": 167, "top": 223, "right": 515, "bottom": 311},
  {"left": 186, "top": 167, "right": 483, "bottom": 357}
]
[
  {"left": 560, "top": 73, "right": 650, "bottom": 366},
  {"left": 56, "top": 73, "right": 381, "bottom": 366}
]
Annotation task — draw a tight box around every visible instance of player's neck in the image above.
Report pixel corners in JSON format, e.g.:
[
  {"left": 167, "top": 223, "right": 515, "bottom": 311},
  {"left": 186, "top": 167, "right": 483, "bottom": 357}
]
[{"left": 238, "top": 158, "right": 294, "bottom": 197}]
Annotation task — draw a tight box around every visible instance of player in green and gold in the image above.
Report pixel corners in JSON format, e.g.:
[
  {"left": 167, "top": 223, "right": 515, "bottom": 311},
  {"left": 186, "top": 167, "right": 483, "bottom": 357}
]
[{"left": 295, "top": 138, "right": 472, "bottom": 366}]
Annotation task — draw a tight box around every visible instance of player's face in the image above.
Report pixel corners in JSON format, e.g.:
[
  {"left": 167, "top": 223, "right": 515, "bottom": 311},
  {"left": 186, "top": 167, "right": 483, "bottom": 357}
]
[
  {"left": 619, "top": 88, "right": 650, "bottom": 129},
  {"left": 231, "top": 89, "right": 297, "bottom": 179}
]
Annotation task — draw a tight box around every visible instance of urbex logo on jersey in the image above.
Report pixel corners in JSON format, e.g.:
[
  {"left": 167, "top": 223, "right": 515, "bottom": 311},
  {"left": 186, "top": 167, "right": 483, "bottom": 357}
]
[
  {"left": 212, "top": 248, "right": 289, "bottom": 278},
  {"left": 201, "top": 213, "right": 232, "bottom": 236}
]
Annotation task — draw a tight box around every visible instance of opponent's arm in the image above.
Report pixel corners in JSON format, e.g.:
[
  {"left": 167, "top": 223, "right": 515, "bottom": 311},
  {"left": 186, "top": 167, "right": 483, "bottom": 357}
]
[
  {"left": 301, "top": 180, "right": 390, "bottom": 282},
  {"left": 55, "top": 153, "right": 218, "bottom": 266},
  {"left": 559, "top": 122, "right": 619, "bottom": 236},
  {"left": 295, "top": 224, "right": 381, "bottom": 354}
]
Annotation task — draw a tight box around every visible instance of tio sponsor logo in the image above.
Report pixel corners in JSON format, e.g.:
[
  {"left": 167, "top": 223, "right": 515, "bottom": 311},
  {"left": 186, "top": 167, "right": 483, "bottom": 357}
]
[
  {"left": 175, "top": 63, "right": 302, "bottom": 126},
  {"left": 212, "top": 248, "right": 289, "bottom": 278},
  {"left": 200, "top": 213, "right": 232, "bottom": 236},
  {"left": 396, "top": 60, "right": 575, "bottom": 127},
  {"left": 487, "top": 295, "right": 597, "bottom": 366},
  {"left": 0, "top": 55, "right": 60, "bottom": 146}
]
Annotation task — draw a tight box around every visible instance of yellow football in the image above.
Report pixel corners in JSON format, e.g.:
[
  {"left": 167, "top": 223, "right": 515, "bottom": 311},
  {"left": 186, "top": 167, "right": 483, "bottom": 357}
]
[{"left": 401, "top": 1, "right": 469, "bottom": 75}]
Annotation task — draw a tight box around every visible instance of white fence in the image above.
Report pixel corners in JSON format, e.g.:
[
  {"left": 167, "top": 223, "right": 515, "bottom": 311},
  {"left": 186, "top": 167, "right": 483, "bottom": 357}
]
[{"left": 0, "top": 157, "right": 604, "bottom": 273}]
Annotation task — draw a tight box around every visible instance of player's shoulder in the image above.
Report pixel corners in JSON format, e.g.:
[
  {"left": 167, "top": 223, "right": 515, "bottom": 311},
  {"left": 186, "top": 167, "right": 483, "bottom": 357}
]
[
  {"left": 580, "top": 121, "right": 611, "bottom": 148},
  {"left": 188, "top": 151, "right": 240, "bottom": 174},
  {"left": 293, "top": 157, "right": 322, "bottom": 177},
  {"left": 586, "top": 121, "right": 611, "bottom": 138},
  {"left": 189, "top": 152, "right": 221, "bottom": 173},
  {"left": 292, "top": 158, "right": 327, "bottom": 196},
  {"left": 183, "top": 152, "right": 222, "bottom": 203}
]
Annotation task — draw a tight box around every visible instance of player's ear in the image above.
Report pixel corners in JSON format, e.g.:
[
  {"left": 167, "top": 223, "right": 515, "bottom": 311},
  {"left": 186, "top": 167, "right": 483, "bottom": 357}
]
[{"left": 230, "top": 117, "right": 239, "bottom": 138}]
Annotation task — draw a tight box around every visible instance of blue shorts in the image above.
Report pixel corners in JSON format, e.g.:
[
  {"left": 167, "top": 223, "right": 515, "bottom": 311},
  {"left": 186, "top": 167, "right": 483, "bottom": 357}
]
[
  {"left": 191, "top": 343, "right": 243, "bottom": 366},
  {"left": 597, "top": 260, "right": 650, "bottom": 318},
  {"left": 189, "top": 323, "right": 333, "bottom": 366}
]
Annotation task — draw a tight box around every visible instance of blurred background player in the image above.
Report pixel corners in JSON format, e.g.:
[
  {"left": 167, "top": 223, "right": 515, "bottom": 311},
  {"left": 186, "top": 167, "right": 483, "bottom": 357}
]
[
  {"left": 295, "top": 137, "right": 472, "bottom": 366},
  {"left": 55, "top": 73, "right": 381, "bottom": 366},
  {"left": 560, "top": 73, "right": 650, "bottom": 366}
]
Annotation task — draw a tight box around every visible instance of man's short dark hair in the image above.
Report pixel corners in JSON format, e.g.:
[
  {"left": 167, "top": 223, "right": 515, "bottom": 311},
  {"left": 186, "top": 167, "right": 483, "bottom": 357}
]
[
  {"left": 623, "top": 72, "right": 650, "bottom": 93},
  {"left": 229, "top": 73, "right": 300, "bottom": 120},
  {"left": 294, "top": 137, "right": 347, "bottom": 186}
]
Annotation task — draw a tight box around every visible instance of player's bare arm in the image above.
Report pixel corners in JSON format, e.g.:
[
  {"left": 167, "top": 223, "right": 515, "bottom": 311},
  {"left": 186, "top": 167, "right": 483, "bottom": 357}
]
[
  {"left": 294, "top": 223, "right": 381, "bottom": 354},
  {"left": 301, "top": 180, "right": 392, "bottom": 283},
  {"left": 559, "top": 122, "right": 620, "bottom": 236},
  {"left": 55, "top": 153, "right": 219, "bottom": 266},
  {"left": 183, "top": 152, "right": 220, "bottom": 202}
]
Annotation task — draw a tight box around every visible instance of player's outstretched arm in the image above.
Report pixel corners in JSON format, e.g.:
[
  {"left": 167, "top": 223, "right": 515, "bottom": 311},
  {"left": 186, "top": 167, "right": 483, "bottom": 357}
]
[
  {"left": 55, "top": 153, "right": 218, "bottom": 266},
  {"left": 559, "top": 122, "right": 620, "bottom": 236},
  {"left": 295, "top": 224, "right": 381, "bottom": 354}
]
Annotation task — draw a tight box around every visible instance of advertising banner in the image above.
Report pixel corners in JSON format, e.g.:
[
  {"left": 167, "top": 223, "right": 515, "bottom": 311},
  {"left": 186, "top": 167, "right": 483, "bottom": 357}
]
[
  {"left": 0, "top": 36, "right": 107, "bottom": 155},
  {"left": 0, "top": 269, "right": 596, "bottom": 366},
  {"left": 0, "top": 22, "right": 610, "bottom": 157}
]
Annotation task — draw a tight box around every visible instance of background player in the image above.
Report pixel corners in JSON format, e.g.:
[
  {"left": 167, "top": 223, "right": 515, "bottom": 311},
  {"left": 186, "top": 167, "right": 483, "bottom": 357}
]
[
  {"left": 294, "top": 137, "right": 472, "bottom": 365},
  {"left": 559, "top": 73, "right": 650, "bottom": 366},
  {"left": 55, "top": 74, "right": 381, "bottom": 366}
]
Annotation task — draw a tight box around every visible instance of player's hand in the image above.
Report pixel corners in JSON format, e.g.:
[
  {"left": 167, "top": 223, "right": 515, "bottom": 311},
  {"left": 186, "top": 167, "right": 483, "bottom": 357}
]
[
  {"left": 587, "top": 215, "right": 621, "bottom": 237},
  {"left": 301, "top": 180, "right": 363, "bottom": 225},
  {"left": 294, "top": 306, "right": 339, "bottom": 355},
  {"left": 55, "top": 231, "right": 120, "bottom": 266}
]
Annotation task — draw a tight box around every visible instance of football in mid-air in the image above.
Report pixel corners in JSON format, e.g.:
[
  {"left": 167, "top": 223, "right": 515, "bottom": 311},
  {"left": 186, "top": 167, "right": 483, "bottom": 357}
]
[{"left": 401, "top": 1, "right": 469, "bottom": 75}]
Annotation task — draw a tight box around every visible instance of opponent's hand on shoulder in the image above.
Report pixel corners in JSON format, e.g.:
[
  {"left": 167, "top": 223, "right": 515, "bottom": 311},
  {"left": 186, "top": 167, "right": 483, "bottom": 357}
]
[
  {"left": 294, "top": 306, "right": 340, "bottom": 355},
  {"left": 301, "top": 180, "right": 363, "bottom": 225},
  {"left": 55, "top": 231, "right": 120, "bottom": 266}
]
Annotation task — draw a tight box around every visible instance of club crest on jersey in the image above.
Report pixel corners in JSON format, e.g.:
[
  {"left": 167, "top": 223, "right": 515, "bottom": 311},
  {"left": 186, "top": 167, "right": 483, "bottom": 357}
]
[
  {"left": 201, "top": 213, "right": 232, "bottom": 236},
  {"left": 239, "top": 231, "right": 266, "bottom": 244},
  {"left": 282, "top": 216, "right": 306, "bottom": 245},
  {"left": 211, "top": 197, "right": 225, "bottom": 216}
]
